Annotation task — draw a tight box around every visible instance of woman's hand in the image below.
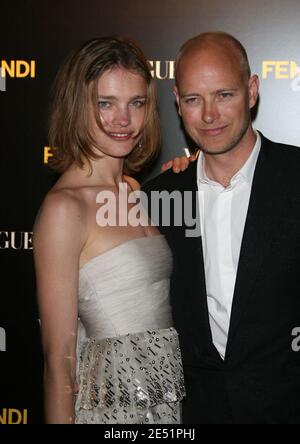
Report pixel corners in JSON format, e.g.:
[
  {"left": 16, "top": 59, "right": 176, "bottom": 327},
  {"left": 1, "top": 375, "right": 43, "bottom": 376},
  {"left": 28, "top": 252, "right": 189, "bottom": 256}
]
[{"left": 161, "top": 153, "right": 197, "bottom": 173}]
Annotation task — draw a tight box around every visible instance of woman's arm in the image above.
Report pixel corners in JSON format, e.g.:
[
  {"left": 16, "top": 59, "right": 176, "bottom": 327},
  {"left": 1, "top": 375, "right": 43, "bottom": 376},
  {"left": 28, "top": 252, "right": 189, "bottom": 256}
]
[{"left": 33, "top": 191, "right": 87, "bottom": 424}]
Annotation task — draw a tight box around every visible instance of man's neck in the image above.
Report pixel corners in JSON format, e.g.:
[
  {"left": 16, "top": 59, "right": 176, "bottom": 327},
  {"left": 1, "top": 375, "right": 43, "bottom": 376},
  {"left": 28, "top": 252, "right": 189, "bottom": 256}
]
[{"left": 203, "top": 128, "right": 257, "bottom": 188}]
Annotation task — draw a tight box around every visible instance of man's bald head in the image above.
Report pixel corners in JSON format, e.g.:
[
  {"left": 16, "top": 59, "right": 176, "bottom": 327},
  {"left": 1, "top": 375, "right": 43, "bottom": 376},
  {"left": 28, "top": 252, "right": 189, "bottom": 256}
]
[{"left": 175, "top": 32, "right": 251, "bottom": 85}]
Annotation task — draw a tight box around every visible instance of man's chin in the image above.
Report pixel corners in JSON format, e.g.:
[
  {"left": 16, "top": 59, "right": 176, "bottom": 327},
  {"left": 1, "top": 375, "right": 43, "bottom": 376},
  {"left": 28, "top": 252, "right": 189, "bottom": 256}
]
[{"left": 200, "top": 145, "right": 236, "bottom": 156}]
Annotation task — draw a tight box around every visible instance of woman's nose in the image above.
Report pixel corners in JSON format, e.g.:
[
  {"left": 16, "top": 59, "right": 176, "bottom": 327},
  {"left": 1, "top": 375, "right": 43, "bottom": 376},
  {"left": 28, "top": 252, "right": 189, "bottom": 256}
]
[{"left": 112, "top": 107, "right": 130, "bottom": 126}]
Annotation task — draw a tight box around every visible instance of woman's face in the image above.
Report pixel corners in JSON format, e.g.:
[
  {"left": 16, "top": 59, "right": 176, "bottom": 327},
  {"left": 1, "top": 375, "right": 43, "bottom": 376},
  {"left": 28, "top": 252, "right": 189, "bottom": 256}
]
[{"left": 90, "top": 66, "right": 147, "bottom": 158}]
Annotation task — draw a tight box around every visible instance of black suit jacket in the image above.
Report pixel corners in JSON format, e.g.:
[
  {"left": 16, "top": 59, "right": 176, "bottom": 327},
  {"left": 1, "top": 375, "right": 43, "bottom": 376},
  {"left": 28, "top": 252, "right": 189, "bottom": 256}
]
[{"left": 142, "top": 134, "right": 300, "bottom": 423}]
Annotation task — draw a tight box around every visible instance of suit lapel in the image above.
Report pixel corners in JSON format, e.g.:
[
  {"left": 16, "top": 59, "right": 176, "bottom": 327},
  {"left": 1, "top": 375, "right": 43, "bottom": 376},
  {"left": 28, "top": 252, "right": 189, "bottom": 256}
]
[
  {"left": 225, "top": 137, "right": 282, "bottom": 359},
  {"left": 174, "top": 163, "right": 224, "bottom": 363}
]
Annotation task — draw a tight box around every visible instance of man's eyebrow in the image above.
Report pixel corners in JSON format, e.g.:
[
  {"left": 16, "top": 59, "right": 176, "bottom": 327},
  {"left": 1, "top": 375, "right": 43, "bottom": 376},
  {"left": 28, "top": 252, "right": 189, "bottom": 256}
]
[
  {"left": 180, "top": 93, "right": 201, "bottom": 98},
  {"left": 180, "top": 88, "right": 239, "bottom": 98},
  {"left": 215, "top": 88, "right": 239, "bottom": 93}
]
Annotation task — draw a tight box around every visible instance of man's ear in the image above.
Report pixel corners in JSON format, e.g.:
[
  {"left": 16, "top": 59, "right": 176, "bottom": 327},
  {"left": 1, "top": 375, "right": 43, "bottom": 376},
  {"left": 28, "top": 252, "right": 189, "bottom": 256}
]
[
  {"left": 173, "top": 85, "right": 182, "bottom": 116},
  {"left": 248, "top": 75, "right": 259, "bottom": 109}
]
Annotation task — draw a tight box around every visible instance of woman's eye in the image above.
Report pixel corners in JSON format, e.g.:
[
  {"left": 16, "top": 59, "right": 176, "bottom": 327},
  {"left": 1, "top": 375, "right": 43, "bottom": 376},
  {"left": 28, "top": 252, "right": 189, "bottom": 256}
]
[
  {"left": 131, "top": 100, "right": 146, "bottom": 108},
  {"left": 98, "top": 101, "right": 111, "bottom": 109}
]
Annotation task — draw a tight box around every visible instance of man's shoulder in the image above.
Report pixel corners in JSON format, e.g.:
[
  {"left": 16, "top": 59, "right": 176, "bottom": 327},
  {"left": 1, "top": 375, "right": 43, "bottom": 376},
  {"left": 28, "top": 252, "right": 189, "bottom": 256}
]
[
  {"left": 261, "top": 134, "right": 300, "bottom": 178},
  {"left": 142, "top": 162, "right": 197, "bottom": 194},
  {"left": 263, "top": 135, "right": 300, "bottom": 163},
  {"left": 142, "top": 169, "right": 177, "bottom": 193}
]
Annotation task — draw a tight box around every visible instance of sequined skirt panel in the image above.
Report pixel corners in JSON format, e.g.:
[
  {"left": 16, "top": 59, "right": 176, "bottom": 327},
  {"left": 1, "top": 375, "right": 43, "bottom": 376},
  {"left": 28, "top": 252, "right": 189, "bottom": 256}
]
[{"left": 75, "top": 327, "right": 185, "bottom": 424}]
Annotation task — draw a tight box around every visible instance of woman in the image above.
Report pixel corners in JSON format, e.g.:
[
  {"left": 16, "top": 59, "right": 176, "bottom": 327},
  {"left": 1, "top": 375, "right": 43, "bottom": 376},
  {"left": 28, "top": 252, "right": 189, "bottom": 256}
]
[{"left": 33, "top": 37, "right": 185, "bottom": 424}]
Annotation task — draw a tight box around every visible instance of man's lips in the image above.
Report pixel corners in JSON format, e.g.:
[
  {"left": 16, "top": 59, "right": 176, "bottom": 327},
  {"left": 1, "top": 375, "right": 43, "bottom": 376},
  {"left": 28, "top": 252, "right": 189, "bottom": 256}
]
[{"left": 200, "top": 126, "right": 228, "bottom": 136}]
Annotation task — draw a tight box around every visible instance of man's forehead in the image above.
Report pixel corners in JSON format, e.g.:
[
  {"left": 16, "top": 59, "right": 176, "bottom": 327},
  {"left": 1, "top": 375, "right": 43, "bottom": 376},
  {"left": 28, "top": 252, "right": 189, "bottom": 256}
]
[
  {"left": 178, "top": 40, "right": 248, "bottom": 81},
  {"left": 178, "top": 48, "right": 244, "bottom": 82}
]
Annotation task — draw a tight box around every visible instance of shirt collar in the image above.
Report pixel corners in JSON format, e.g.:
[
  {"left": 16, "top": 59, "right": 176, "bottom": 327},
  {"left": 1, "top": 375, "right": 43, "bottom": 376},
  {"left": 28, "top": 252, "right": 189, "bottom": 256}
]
[
  {"left": 237, "top": 130, "right": 261, "bottom": 184},
  {"left": 197, "top": 130, "right": 261, "bottom": 187}
]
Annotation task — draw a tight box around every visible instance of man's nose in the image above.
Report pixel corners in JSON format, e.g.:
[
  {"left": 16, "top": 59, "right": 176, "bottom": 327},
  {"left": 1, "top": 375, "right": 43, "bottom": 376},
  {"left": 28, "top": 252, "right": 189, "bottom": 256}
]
[{"left": 202, "top": 102, "right": 219, "bottom": 124}]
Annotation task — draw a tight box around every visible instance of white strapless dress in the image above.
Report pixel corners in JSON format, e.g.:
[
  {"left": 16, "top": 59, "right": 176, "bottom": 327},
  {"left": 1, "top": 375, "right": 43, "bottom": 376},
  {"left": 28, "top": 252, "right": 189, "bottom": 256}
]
[{"left": 75, "top": 235, "right": 185, "bottom": 424}]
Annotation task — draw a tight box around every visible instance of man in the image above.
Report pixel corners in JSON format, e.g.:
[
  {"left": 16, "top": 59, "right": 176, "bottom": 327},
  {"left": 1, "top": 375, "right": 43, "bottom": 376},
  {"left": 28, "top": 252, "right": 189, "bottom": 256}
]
[{"left": 142, "top": 32, "right": 300, "bottom": 424}]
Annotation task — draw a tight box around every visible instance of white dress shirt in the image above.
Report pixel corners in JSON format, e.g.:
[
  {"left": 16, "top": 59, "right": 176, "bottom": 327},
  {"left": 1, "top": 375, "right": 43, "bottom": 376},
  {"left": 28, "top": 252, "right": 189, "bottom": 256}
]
[{"left": 197, "top": 132, "right": 261, "bottom": 359}]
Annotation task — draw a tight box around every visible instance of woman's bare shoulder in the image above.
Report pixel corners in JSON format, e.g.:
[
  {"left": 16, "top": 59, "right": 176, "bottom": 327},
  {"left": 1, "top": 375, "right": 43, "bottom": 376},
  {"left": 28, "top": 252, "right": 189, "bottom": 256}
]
[
  {"left": 34, "top": 187, "right": 87, "bottom": 237},
  {"left": 123, "top": 175, "right": 141, "bottom": 191}
]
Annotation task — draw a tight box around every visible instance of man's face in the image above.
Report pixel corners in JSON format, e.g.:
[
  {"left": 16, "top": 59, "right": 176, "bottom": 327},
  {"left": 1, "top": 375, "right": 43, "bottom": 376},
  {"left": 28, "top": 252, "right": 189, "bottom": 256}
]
[{"left": 174, "top": 46, "right": 259, "bottom": 155}]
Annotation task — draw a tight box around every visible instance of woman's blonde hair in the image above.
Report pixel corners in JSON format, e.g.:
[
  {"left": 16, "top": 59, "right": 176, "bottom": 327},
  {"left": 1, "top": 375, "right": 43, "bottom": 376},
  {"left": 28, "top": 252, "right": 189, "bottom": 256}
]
[{"left": 48, "top": 37, "right": 160, "bottom": 175}]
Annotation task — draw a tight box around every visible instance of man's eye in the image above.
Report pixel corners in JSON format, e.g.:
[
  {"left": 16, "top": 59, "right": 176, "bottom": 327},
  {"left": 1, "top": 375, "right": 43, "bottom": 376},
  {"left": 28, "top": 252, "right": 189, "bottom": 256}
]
[
  {"left": 98, "top": 101, "right": 111, "bottom": 109},
  {"left": 218, "top": 92, "right": 233, "bottom": 100},
  {"left": 184, "top": 97, "right": 199, "bottom": 104}
]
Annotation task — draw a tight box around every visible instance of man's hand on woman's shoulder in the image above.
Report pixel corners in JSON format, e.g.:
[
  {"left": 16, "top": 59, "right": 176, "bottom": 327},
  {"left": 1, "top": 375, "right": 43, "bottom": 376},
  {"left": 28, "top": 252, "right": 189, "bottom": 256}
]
[{"left": 161, "top": 152, "right": 198, "bottom": 174}]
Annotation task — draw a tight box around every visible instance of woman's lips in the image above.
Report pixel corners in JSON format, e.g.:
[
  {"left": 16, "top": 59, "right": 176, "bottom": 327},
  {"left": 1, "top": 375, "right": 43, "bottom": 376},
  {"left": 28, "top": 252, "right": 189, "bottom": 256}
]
[{"left": 108, "top": 132, "right": 133, "bottom": 141}]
